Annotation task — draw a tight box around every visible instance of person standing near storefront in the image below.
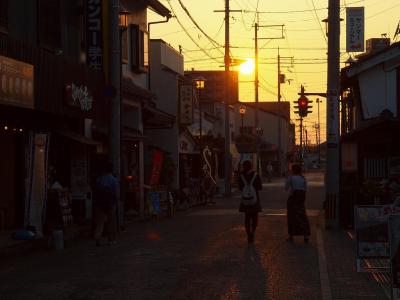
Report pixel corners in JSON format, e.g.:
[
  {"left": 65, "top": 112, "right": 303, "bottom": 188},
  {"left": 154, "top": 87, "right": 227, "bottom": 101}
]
[
  {"left": 238, "top": 160, "right": 262, "bottom": 244},
  {"left": 284, "top": 164, "right": 310, "bottom": 243},
  {"left": 93, "top": 161, "right": 119, "bottom": 246}
]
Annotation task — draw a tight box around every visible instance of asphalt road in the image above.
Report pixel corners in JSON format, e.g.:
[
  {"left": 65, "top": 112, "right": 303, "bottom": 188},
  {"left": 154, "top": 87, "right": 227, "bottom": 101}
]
[{"left": 0, "top": 172, "right": 349, "bottom": 300}]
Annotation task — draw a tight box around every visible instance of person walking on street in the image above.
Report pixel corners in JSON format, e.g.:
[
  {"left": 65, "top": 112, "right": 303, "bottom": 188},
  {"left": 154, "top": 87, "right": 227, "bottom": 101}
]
[
  {"left": 266, "top": 162, "right": 273, "bottom": 183},
  {"left": 238, "top": 160, "right": 262, "bottom": 244},
  {"left": 285, "top": 164, "right": 310, "bottom": 243},
  {"left": 93, "top": 161, "right": 119, "bottom": 247}
]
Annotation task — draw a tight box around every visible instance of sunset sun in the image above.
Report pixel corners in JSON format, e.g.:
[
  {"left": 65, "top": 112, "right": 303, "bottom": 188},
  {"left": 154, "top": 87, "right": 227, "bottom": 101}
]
[{"left": 239, "top": 58, "right": 255, "bottom": 75}]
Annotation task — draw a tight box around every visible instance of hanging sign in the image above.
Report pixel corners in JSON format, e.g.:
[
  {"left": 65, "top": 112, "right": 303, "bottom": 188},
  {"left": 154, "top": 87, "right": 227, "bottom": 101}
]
[
  {"left": 86, "top": 0, "right": 103, "bottom": 70},
  {"left": 0, "top": 55, "right": 34, "bottom": 109},
  {"left": 179, "top": 84, "right": 193, "bottom": 125},
  {"left": 64, "top": 83, "right": 93, "bottom": 112},
  {"left": 346, "top": 7, "right": 365, "bottom": 52}
]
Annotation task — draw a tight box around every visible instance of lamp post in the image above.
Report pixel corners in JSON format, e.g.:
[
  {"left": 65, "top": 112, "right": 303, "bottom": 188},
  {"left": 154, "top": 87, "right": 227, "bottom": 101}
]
[
  {"left": 239, "top": 106, "right": 246, "bottom": 132},
  {"left": 194, "top": 77, "right": 206, "bottom": 143},
  {"left": 115, "top": 7, "right": 129, "bottom": 225}
]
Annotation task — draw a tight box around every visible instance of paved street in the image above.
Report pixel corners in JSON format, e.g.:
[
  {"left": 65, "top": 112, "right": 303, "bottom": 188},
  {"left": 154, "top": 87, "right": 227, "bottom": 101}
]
[{"left": 0, "top": 172, "right": 388, "bottom": 300}]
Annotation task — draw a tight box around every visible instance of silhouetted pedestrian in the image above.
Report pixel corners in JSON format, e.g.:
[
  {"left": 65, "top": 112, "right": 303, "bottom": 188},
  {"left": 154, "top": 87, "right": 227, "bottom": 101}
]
[
  {"left": 93, "top": 161, "right": 118, "bottom": 246},
  {"left": 285, "top": 164, "right": 310, "bottom": 243},
  {"left": 238, "top": 160, "right": 262, "bottom": 243}
]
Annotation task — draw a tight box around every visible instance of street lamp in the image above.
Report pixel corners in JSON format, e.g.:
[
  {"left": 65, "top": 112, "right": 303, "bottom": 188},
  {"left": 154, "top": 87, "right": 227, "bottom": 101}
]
[
  {"left": 119, "top": 8, "right": 130, "bottom": 30},
  {"left": 239, "top": 106, "right": 246, "bottom": 132},
  {"left": 194, "top": 77, "right": 206, "bottom": 141}
]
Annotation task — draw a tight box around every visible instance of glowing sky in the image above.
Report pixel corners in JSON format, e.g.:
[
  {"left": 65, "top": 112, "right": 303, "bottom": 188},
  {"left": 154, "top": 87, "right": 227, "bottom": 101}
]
[{"left": 149, "top": 0, "right": 400, "bottom": 143}]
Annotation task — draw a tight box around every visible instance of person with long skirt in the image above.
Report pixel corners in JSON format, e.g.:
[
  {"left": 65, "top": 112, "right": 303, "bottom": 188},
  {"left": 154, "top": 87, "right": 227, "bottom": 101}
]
[
  {"left": 238, "top": 160, "right": 262, "bottom": 243},
  {"left": 285, "top": 164, "right": 310, "bottom": 243}
]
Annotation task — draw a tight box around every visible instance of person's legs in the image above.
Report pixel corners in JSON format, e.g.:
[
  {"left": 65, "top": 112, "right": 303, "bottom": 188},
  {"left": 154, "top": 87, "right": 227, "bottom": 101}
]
[
  {"left": 251, "top": 212, "right": 258, "bottom": 233},
  {"left": 94, "top": 207, "right": 107, "bottom": 246},
  {"left": 244, "top": 212, "right": 252, "bottom": 242},
  {"left": 106, "top": 206, "right": 117, "bottom": 243}
]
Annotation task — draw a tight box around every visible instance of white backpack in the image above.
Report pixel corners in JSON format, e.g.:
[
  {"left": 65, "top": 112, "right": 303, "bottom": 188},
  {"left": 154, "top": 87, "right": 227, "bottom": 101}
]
[{"left": 241, "top": 173, "right": 257, "bottom": 205}]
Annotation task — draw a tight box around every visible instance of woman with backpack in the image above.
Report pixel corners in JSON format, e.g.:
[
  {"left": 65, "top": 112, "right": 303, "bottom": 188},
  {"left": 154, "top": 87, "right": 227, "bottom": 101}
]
[
  {"left": 238, "top": 160, "right": 262, "bottom": 243},
  {"left": 285, "top": 164, "right": 310, "bottom": 243}
]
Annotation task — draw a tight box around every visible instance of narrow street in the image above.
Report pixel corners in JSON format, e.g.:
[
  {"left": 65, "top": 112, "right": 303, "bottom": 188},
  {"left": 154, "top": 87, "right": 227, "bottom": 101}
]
[{"left": 0, "top": 172, "right": 388, "bottom": 299}]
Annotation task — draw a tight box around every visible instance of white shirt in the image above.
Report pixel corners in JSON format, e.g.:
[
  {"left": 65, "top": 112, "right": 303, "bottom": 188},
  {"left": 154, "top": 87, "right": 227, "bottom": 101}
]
[{"left": 285, "top": 175, "right": 307, "bottom": 194}]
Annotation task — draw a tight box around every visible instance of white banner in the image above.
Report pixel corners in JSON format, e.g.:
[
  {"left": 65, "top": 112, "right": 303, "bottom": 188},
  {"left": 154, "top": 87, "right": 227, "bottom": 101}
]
[{"left": 346, "top": 7, "right": 365, "bottom": 52}]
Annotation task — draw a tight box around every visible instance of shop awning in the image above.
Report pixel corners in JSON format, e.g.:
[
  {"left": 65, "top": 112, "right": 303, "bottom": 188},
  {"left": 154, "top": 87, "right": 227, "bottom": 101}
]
[
  {"left": 143, "top": 105, "right": 175, "bottom": 129},
  {"left": 55, "top": 130, "right": 101, "bottom": 146}
]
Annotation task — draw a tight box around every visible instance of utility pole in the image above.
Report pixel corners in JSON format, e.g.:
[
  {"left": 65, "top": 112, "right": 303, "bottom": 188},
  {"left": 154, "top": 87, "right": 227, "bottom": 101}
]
[
  {"left": 109, "top": 0, "right": 121, "bottom": 202},
  {"left": 277, "top": 49, "right": 293, "bottom": 176},
  {"left": 326, "top": 0, "right": 341, "bottom": 228},
  {"left": 254, "top": 21, "right": 260, "bottom": 174},
  {"left": 316, "top": 98, "right": 322, "bottom": 164},
  {"left": 215, "top": 1, "right": 241, "bottom": 196},
  {"left": 299, "top": 118, "right": 303, "bottom": 162},
  {"left": 256, "top": 25, "right": 284, "bottom": 176},
  {"left": 277, "top": 48, "right": 281, "bottom": 176}
]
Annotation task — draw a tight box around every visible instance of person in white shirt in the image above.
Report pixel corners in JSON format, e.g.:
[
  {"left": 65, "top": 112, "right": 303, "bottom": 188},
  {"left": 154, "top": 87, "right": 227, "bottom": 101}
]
[{"left": 284, "top": 164, "right": 310, "bottom": 243}]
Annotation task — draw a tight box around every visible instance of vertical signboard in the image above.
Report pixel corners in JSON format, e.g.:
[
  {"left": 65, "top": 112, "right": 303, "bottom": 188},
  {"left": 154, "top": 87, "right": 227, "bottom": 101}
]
[
  {"left": 179, "top": 84, "right": 194, "bottom": 125},
  {"left": 346, "top": 7, "right": 365, "bottom": 52},
  {"left": 25, "top": 133, "right": 50, "bottom": 236},
  {"left": 86, "top": 0, "right": 103, "bottom": 70},
  {"left": 327, "top": 89, "right": 339, "bottom": 147}
]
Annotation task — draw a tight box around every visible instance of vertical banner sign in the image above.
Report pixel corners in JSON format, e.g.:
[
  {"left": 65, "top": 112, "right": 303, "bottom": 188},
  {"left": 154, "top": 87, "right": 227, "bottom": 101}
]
[
  {"left": 25, "top": 133, "right": 50, "bottom": 236},
  {"left": 179, "top": 84, "right": 194, "bottom": 125},
  {"left": 346, "top": 7, "right": 365, "bottom": 52},
  {"left": 86, "top": 0, "right": 103, "bottom": 70},
  {"left": 389, "top": 215, "right": 400, "bottom": 290},
  {"left": 327, "top": 89, "right": 339, "bottom": 147},
  {"left": 149, "top": 150, "right": 164, "bottom": 186}
]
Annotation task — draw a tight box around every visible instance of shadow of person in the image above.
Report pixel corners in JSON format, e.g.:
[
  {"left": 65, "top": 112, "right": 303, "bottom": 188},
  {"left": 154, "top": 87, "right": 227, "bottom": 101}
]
[{"left": 237, "top": 245, "right": 267, "bottom": 299}]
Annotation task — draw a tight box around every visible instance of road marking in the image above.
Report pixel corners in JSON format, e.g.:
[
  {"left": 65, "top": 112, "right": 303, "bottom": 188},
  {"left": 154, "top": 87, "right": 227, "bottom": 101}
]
[{"left": 316, "top": 228, "right": 333, "bottom": 300}]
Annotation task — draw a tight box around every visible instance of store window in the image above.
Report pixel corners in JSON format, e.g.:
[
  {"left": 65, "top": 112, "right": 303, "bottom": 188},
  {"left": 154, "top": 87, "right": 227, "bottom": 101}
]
[
  {"left": 130, "top": 24, "right": 148, "bottom": 73},
  {"left": 38, "top": 0, "right": 61, "bottom": 50}
]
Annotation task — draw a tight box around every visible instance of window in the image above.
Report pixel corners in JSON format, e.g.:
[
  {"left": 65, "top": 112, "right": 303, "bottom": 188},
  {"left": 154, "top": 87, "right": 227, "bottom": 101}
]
[
  {"left": 0, "top": 0, "right": 7, "bottom": 29},
  {"left": 130, "top": 24, "right": 148, "bottom": 72},
  {"left": 38, "top": 0, "right": 61, "bottom": 50}
]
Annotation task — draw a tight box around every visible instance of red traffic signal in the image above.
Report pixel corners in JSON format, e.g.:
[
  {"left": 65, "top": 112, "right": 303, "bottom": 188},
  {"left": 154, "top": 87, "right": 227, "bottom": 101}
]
[
  {"left": 295, "top": 95, "right": 313, "bottom": 117},
  {"left": 294, "top": 85, "right": 313, "bottom": 118}
]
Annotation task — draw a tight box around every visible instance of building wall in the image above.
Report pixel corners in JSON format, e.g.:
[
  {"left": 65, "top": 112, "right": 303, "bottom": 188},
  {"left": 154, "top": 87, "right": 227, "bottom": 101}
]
[{"left": 148, "top": 40, "right": 183, "bottom": 189}]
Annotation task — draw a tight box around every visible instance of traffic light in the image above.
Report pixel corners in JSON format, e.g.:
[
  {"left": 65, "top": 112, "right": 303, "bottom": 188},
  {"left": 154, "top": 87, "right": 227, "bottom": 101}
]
[{"left": 294, "top": 86, "right": 313, "bottom": 118}]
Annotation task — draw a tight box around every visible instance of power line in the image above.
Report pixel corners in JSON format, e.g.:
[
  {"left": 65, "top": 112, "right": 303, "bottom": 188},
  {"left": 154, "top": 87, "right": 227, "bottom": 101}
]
[
  {"left": 177, "top": 0, "right": 225, "bottom": 53},
  {"left": 165, "top": 0, "right": 221, "bottom": 63}
]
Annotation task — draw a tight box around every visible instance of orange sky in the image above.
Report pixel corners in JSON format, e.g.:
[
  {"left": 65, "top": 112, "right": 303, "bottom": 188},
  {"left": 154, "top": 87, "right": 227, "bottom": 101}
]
[{"left": 149, "top": 0, "right": 400, "bottom": 143}]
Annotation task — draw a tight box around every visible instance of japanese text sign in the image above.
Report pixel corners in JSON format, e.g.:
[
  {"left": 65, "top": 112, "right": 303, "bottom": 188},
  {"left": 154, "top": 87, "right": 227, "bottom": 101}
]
[
  {"left": 346, "top": 7, "right": 365, "bottom": 52},
  {"left": 180, "top": 84, "right": 194, "bottom": 125},
  {"left": 86, "top": 0, "right": 103, "bottom": 70}
]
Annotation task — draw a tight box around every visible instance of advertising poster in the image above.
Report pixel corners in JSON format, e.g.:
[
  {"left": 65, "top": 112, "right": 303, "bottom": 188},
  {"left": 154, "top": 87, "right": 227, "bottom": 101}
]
[
  {"left": 25, "top": 133, "right": 49, "bottom": 236},
  {"left": 389, "top": 215, "right": 400, "bottom": 288},
  {"left": 355, "top": 205, "right": 400, "bottom": 258},
  {"left": 149, "top": 150, "right": 164, "bottom": 186}
]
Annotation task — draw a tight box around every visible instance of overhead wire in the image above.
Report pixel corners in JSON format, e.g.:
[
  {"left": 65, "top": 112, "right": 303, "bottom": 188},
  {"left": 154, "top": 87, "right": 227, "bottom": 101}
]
[
  {"left": 177, "top": 0, "right": 225, "bottom": 54},
  {"left": 165, "top": 0, "right": 222, "bottom": 63}
]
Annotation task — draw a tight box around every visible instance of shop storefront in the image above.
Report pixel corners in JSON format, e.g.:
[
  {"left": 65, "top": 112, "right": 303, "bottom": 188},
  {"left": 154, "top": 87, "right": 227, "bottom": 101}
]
[{"left": 0, "top": 35, "right": 106, "bottom": 234}]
